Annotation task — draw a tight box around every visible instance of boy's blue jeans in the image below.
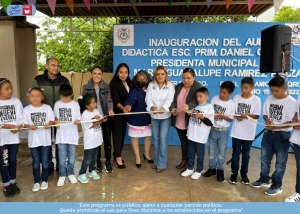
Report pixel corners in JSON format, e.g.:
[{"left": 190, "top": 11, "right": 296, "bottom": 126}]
[
  {"left": 187, "top": 140, "right": 205, "bottom": 173},
  {"left": 259, "top": 131, "right": 291, "bottom": 187},
  {"left": 0, "top": 144, "right": 19, "bottom": 185},
  {"left": 293, "top": 143, "right": 300, "bottom": 193},
  {"left": 30, "top": 146, "right": 51, "bottom": 183},
  {"left": 57, "top": 144, "right": 76, "bottom": 177},
  {"left": 231, "top": 137, "right": 252, "bottom": 175},
  {"left": 151, "top": 117, "right": 171, "bottom": 169},
  {"left": 208, "top": 129, "right": 228, "bottom": 170}
]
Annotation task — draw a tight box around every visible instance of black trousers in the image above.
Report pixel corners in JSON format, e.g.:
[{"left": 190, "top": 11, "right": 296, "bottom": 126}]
[
  {"left": 176, "top": 128, "right": 188, "bottom": 161},
  {"left": 112, "top": 115, "right": 128, "bottom": 158},
  {"left": 97, "top": 117, "right": 113, "bottom": 163}
]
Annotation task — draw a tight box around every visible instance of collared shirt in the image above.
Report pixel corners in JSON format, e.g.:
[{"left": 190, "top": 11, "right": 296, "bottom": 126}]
[{"left": 145, "top": 81, "right": 175, "bottom": 120}]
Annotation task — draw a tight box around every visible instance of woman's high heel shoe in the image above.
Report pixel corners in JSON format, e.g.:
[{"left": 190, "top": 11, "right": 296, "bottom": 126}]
[
  {"left": 143, "top": 154, "right": 154, "bottom": 163},
  {"left": 115, "top": 160, "right": 126, "bottom": 169},
  {"left": 136, "top": 163, "right": 142, "bottom": 168}
]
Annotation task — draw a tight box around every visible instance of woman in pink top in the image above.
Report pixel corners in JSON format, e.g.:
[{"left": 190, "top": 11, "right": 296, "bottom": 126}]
[{"left": 170, "top": 68, "right": 203, "bottom": 172}]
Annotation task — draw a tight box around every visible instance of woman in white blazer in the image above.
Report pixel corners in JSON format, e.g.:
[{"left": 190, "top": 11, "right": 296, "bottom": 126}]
[{"left": 145, "top": 66, "right": 175, "bottom": 172}]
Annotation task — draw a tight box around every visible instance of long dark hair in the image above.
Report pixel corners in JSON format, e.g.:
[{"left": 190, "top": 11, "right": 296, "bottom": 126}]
[
  {"left": 79, "top": 94, "right": 95, "bottom": 114},
  {"left": 132, "top": 70, "right": 152, "bottom": 88},
  {"left": 112, "top": 63, "right": 131, "bottom": 86}
]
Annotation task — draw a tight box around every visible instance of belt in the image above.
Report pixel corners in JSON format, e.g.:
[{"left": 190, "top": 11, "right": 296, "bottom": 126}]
[
  {"left": 266, "top": 130, "right": 291, "bottom": 134},
  {"left": 212, "top": 126, "right": 228, "bottom": 131}
]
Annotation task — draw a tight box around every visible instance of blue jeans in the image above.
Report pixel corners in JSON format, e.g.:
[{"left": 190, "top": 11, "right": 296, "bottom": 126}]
[
  {"left": 208, "top": 129, "right": 228, "bottom": 170},
  {"left": 30, "top": 146, "right": 51, "bottom": 183},
  {"left": 0, "top": 144, "right": 19, "bottom": 185},
  {"left": 57, "top": 144, "right": 76, "bottom": 177},
  {"left": 79, "top": 147, "right": 99, "bottom": 175},
  {"left": 151, "top": 117, "right": 171, "bottom": 169},
  {"left": 293, "top": 143, "right": 300, "bottom": 193},
  {"left": 259, "top": 131, "right": 291, "bottom": 187},
  {"left": 187, "top": 140, "right": 205, "bottom": 173},
  {"left": 231, "top": 137, "right": 252, "bottom": 175}
]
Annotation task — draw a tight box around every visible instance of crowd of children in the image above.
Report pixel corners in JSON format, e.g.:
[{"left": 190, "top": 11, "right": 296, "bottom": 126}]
[{"left": 0, "top": 75, "right": 299, "bottom": 203}]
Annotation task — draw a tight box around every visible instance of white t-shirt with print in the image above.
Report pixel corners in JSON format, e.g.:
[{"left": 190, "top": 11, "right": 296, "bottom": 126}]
[
  {"left": 54, "top": 100, "right": 81, "bottom": 145},
  {"left": 211, "top": 96, "right": 235, "bottom": 128},
  {"left": 145, "top": 81, "right": 175, "bottom": 120},
  {"left": 23, "top": 104, "right": 55, "bottom": 148},
  {"left": 0, "top": 97, "right": 23, "bottom": 146},
  {"left": 290, "top": 95, "right": 300, "bottom": 145},
  {"left": 187, "top": 104, "right": 215, "bottom": 144},
  {"left": 81, "top": 109, "right": 103, "bottom": 150},
  {"left": 264, "top": 95, "right": 297, "bottom": 132},
  {"left": 230, "top": 94, "right": 261, "bottom": 141}
]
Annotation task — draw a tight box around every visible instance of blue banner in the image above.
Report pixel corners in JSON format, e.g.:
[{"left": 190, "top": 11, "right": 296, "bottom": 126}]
[
  {"left": 113, "top": 23, "right": 300, "bottom": 148},
  {"left": 0, "top": 202, "right": 299, "bottom": 213}
]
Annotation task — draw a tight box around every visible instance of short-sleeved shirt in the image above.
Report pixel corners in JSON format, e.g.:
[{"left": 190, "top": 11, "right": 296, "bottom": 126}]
[
  {"left": 23, "top": 104, "right": 55, "bottom": 148},
  {"left": 81, "top": 109, "right": 103, "bottom": 150},
  {"left": 290, "top": 95, "right": 300, "bottom": 145},
  {"left": 187, "top": 103, "right": 215, "bottom": 144},
  {"left": 230, "top": 94, "right": 261, "bottom": 141},
  {"left": 54, "top": 100, "right": 81, "bottom": 145},
  {"left": 211, "top": 96, "right": 235, "bottom": 128},
  {"left": 263, "top": 95, "right": 297, "bottom": 132}
]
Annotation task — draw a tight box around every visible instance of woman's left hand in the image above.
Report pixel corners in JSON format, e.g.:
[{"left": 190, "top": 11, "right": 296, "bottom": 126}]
[
  {"left": 108, "top": 110, "right": 114, "bottom": 116},
  {"left": 123, "top": 105, "right": 131, "bottom": 113},
  {"left": 181, "top": 104, "right": 189, "bottom": 112}
]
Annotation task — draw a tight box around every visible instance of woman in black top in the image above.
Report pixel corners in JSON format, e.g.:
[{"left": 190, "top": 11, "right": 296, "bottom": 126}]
[{"left": 110, "top": 63, "right": 132, "bottom": 168}]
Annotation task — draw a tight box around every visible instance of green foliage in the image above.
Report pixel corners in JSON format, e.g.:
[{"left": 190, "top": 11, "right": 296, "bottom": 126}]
[
  {"left": 37, "top": 16, "right": 250, "bottom": 73},
  {"left": 273, "top": 6, "right": 300, "bottom": 22}
]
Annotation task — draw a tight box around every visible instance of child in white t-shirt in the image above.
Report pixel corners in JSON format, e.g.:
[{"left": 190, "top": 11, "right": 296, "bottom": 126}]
[
  {"left": 181, "top": 87, "right": 214, "bottom": 180},
  {"left": 0, "top": 78, "right": 23, "bottom": 197},
  {"left": 54, "top": 84, "right": 81, "bottom": 187},
  {"left": 23, "top": 88, "right": 55, "bottom": 192},
  {"left": 203, "top": 81, "right": 236, "bottom": 182},
  {"left": 229, "top": 77, "right": 261, "bottom": 185},
  {"left": 285, "top": 94, "right": 300, "bottom": 202},
  {"left": 78, "top": 94, "right": 106, "bottom": 184},
  {"left": 251, "top": 76, "right": 297, "bottom": 196}
]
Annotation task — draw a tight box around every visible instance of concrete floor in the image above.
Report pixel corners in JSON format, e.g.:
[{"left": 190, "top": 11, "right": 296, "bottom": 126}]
[{"left": 0, "top": 140, "right": 297, "bottom": 202}]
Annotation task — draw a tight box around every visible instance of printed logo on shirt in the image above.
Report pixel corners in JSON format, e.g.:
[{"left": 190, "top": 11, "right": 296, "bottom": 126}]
[
  {"left": 189, "top": 109, "right": 202, "bottom": 125},
  {"left": 0, "top": 105, "right": 16, "bottom": 123},
  {"left": 237, "top": 103, "right": 251, "bottom": 114},
  {"left": 59, "top": 108, "right": 72, "bottom": 123},
  {"left": 94, "top": 124, "right": 101, "bottom": 132},
  {"left": 269, "top": 104, "right": 283, "bottom": 122},
  {"left": 214, "top": 104, "right": 226, "bottom": 121},
  {"left": 31, "top": 112, "right": 46, "bottom": 126}
]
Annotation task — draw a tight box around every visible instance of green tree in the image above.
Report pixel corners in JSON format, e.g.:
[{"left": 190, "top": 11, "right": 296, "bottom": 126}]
[{"left": 273, "top": 6, "right": 300, "bottom": 22}]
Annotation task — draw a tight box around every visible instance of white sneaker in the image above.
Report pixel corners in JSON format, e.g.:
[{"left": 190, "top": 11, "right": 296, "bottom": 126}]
[
  {"left": 284, "top": 192, "right": 300, "bottom": 202},
  {"left": 191, "top": 172, "right": 202, "bottom": 180},
  {"left": 40, "top": 181, "right": 48, "bottom": 190},
  {"left": 32, "top": 183, "right": 40, "bottom": 192},
  {"left": 57, "top": 177, "right": 66, "bottom": 187},
  {"left": 68, "top": 175, "right": 78, "bottom": 184},
  {"left": 181, "top": 169, "right": 194, "bottom": 177}
]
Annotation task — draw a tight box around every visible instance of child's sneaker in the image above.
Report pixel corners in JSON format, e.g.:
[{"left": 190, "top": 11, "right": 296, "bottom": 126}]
[
  {"left": 96, "top": 162, "right": 103, "bottom": 173},
  {"left": 11, "top": 183, "right": 20, "bottom": 194},
  {"left": 284, "top": 193, "right": 300, "bottom": 202},
  {"left": 78, "top": 174, "right": 89, "bottom": 184},
  {"left": 68, "top": 175, "right": 78, "bottom": 184},
  {"left": 229, "top": 173, "right": 238, "bottom": 184},
  {"left": 3, "top": 185, "right": 15, "bottom": 197},
  {"left": 57, "top": 177, "right": 66, "bottom": 187},
  {"left": 40, "top": 181, "right": 48, "bottom": 190},
  {"left": 265, "top": 184, "right": 282, "bottom": 195},
  {"left": 105, "top": 161, "right": 113, "bottom": 173},
  {"left": 32, "top": 183, "right": 40, "bottom": 192},
  {"left": 203, "top": 168, "right": 216, "bottom": 177},
  {"left": 181, "top": 169, "right": 194, "bottom": 177},
  {"left": 89, "top": 170, "right": 100, "bottom": 180},
  {"left": 191, "top": 172, "right": 201, "bottom": 180},
  {"left": 251, "top": 180, "right": 271, "bottom": 188},
  {"left": 240, "top": 174, "right": 250, "bottom": 185}
]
